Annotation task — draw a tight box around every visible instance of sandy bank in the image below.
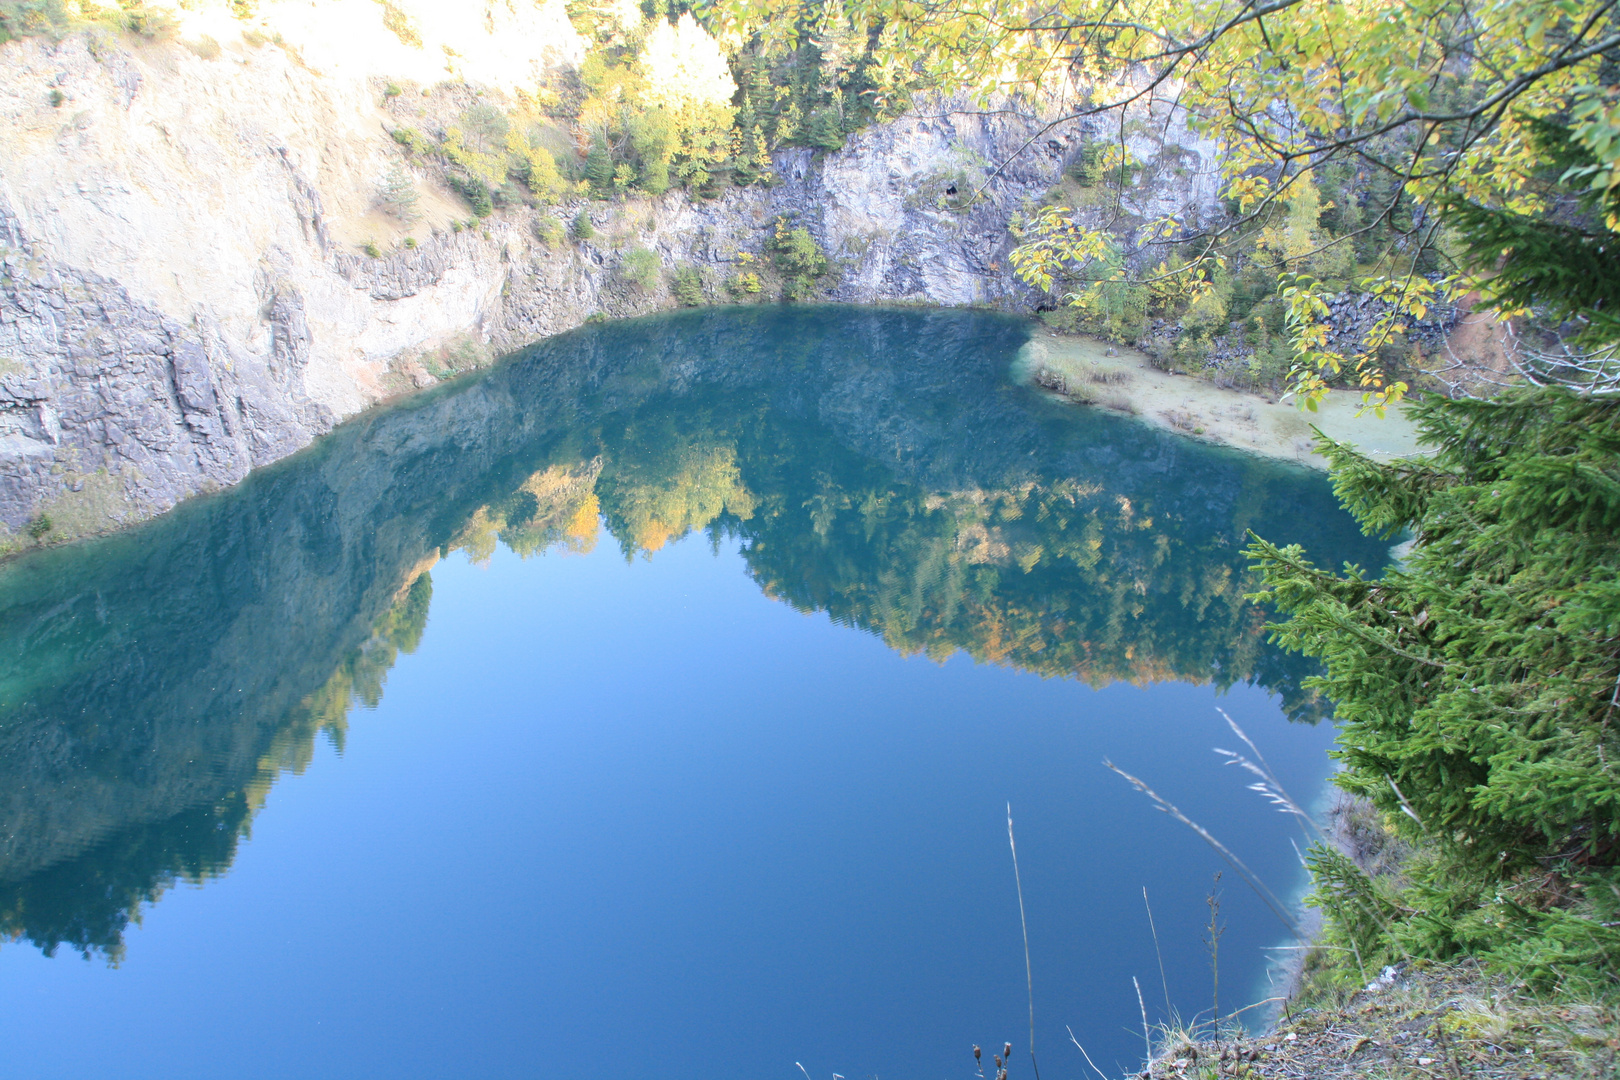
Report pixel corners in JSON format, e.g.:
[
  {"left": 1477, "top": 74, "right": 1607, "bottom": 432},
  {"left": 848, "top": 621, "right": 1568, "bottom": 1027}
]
[{"left": 1016, "top": 330, "right": 1427, "bottom": 469}]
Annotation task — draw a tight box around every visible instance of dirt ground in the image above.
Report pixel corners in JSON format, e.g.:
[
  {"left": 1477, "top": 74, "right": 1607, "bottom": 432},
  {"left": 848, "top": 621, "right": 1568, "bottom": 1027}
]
[
  {"left": 1015, "top": 331, "right": 1427, "bottom": 469},
  {"left": 1143, "top": 962, "right": 1618, "bottom": 1080}
]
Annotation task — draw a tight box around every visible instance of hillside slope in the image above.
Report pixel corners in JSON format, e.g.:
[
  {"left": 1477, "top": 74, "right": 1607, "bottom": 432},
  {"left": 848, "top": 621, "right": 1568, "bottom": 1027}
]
[{"left": 0, "top": 1, "right": 1224, "bottom": 550}]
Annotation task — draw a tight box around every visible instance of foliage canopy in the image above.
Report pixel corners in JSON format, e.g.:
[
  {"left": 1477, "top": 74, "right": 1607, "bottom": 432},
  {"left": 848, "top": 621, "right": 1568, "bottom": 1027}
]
[{"left": 743, "top": 0, "right": 1620, "bottom": 406}]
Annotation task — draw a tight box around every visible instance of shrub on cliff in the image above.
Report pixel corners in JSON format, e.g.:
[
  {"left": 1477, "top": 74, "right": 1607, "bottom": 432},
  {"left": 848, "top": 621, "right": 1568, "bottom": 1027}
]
[
  {"left": 619, "top": 247, "right": 661, "bottom": 292},
  {"left": 669, "top": 266, "right": 704, "bottom": 306},
  {"left": 377, "top": 0, "right": 420, "bottom": 48},
  {"left": 448, "top": 173, "right": 493, "bottom": 218},
  {"left": 390, "top": 126, "right": 435, "bottom": 157},
  {"left": 0, "top": 0, "right": 175, "bottom": 42},
  {"left": 768, "top": 218, "right": 827, "bottom": 300},
  {"left": 726, "top": 252, "right": 763, "bottom": 298},
  {"left": 533, "top": 215, "right": 565, "bottom": 248}
]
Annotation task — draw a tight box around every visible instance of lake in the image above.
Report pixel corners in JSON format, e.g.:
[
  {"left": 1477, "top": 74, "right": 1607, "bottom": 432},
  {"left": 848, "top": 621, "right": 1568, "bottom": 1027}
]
[{"left": 0, "top": 307, "right": 1389, "bottom": 1079}]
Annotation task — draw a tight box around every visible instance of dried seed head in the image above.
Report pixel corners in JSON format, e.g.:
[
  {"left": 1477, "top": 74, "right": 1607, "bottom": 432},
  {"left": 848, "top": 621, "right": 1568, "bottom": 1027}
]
[
  {"left": 993, "top": 1055, "right": 1002, "bottom": 1068},
  {"left": 1004, "top": 1043, "right": 1013, "bottom": 1059},
  {"left": 973, "top": 1046, "right": 982, "bottom": 1062}
]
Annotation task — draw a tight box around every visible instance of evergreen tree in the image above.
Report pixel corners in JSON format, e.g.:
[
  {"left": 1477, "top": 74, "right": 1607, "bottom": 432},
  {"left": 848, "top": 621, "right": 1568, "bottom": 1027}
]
[
  {"left": 584, "top": 138, "right": 615, "bottom": 196},
  {"left": 627, "top": 108, "right": 674, "bottom": 196},
  {"left": 570, "top": 209, "right": 595, "bottom": 242},
  {"left": 378, "top": 164, "right": 419, "bottom": 223},
  {"left": 1250, "top": 389, "right": 1620, "bottom": 983},
  {"left": 729, "top": 126, "right": 757, "bottom": 186},
  {"left": 1241, "top": 74, "right": 1620, "bottom": 996},
  {"left": 775, "top": 99, "right": 802, "bottom": 144},
  {"left": 448, "top": 173, "right": 493, "bottom": 218},
  {"left": 1444, "top": 120, "right": 1620, "bottom": 367},
  {"left": 752, "top": 126, "right": 773, "bottom": 184},
  {"left": 807, "top": 106, "right": 843, "bottom": 150}
]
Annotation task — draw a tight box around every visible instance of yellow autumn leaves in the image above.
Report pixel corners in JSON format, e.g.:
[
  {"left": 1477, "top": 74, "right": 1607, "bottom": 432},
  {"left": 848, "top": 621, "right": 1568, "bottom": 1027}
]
[{"left": 806, "top": 0, "right": 1620, "bottom": 409}]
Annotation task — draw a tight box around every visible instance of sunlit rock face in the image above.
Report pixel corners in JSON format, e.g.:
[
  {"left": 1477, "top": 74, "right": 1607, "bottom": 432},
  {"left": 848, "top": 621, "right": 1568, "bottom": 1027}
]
[
  {"left": 0, "top": 2, "right": 1226, "bottom": 544},
  {"left": 0, "top": 307, "right": 1383, "bottom": 959}
]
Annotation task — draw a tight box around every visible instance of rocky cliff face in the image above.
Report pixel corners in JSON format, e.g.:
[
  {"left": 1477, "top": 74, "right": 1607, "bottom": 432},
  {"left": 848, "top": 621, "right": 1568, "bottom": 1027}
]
[{"left": 0, "top": 13, "right": 1223, "bottom": 550}]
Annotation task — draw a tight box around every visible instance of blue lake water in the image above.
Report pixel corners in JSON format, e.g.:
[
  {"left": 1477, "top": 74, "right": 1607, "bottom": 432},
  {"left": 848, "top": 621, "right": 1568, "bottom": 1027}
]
[{"left": 0, "top": 307, "right": 1387, "bottom": 1079}]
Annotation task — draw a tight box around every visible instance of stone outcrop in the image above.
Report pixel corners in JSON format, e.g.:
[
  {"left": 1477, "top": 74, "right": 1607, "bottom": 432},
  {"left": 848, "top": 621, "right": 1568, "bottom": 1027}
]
[
  {"left": 0, "top": 18, "right": 1224, "bottom": 548},
  {"left": 0, "top": 202, "right": 331, "bottom": 534}
]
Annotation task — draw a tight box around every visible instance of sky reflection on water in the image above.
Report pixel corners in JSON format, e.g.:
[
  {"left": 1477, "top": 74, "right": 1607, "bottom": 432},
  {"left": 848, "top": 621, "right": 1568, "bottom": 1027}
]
[{"left": 0, "top": 307, "right": 1387, "bottom": 1079}]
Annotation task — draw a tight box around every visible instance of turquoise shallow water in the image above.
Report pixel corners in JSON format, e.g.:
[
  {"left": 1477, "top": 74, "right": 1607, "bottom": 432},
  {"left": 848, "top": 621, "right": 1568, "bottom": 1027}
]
[{"left": 0, "top": 307, "right": 1388, "bottom": 1079}]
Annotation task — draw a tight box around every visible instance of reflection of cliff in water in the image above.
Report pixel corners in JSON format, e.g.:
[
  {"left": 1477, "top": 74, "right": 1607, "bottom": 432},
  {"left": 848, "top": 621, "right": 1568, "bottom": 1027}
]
[{"left": 0, "top": 307, "right": 1391, "bottom": 959}]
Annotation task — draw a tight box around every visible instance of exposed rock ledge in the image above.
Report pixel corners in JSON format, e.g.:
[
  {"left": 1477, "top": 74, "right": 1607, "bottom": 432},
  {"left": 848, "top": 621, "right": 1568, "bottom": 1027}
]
[{"left": 0, "top": 16, "right": 1226, "bottom": 552}]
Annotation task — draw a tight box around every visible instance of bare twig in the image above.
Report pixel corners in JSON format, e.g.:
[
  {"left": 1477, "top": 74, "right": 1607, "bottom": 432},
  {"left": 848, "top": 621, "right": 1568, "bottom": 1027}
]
[
  {"left": 1144, "top": 886, "right": 1172, "bottom": 1021},
  {"left": 1008, "top": 804, "right": 1043, "bottom": 1080},
  {"left": 1104, "top": 761, "right": 1305, "bottom": 937},
  {"left": 1386, "top": 774, "right": 1427, "bottom": 829},
  {"left": 1066, "top": 1025, "right": 1112, "bottom": 1080},
  {"left": 1135, "top": 975, "right": 1153, "bottom": 1073},
  {"left": 1225, "top": 995, "right": 1288, "bottom": 1019}
]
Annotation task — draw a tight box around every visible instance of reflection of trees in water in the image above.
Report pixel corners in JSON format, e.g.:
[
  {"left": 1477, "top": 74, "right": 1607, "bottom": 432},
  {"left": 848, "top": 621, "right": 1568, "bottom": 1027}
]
[
  {"left": 291, "top": 570, "right": 436, "bottom": 754},
  {"left": 0, "top": 460, "right": 607, "bottom": 961},
  {"left": 596, "top": 414, "right": 758, "bottom": 558},
  {"left": 397, "top": 403, "right": 1309, "bottom": 705},
  {"left": 0, "top": 307, "right": 1384, "bottom": 960},
  {"left": 448, "top": 463, "right": 602, "bottom": 563},
  {"left": 587, "top": 396, "right": 1339, "bottom": 717},
  {"left": 0, "top": 795, "right": 254, "bottom": 962},
  {"left": 0, "top": 572, "right": 435, "bottom": 960},
  {"left": 739, "top": 480, "right": 1269, "bottom": 688}
]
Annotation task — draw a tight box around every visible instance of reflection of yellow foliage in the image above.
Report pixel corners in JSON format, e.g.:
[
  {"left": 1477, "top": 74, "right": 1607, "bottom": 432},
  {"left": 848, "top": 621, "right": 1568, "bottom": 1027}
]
[
  {"left": 562, "top": 492, "right": 601, "bottom": 553},
  {"left": 746, "top": 476, "right": 1274, "bottom": 691},
  {"left": 601, "top": 439, "right": 757, "bottom": 558},
  {"left": 637, "top": 519, "right": 676, "bottom": 553},
  {"left": 453, "top": 506, "right": 502, "bottom": 566},
  {"left": 450, "top": 462, "right": 604, "bottom": 560},
  {"left": 248, "top": 461, "right": 601, "bottom": 822}
]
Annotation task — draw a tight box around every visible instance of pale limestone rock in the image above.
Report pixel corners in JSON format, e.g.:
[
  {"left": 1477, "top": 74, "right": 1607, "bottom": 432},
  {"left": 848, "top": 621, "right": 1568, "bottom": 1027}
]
[{"left": 0, "top": 13, "right": 1224, "bottom": 542}]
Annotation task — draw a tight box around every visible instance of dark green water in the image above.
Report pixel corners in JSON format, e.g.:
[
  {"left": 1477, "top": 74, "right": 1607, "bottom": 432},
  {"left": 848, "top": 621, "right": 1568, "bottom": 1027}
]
[{"left": 0, "top": 307, "right": 1389, "bottom": 1078}]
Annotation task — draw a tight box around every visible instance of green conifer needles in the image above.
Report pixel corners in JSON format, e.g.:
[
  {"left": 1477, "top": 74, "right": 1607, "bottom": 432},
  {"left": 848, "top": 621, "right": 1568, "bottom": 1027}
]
[{"left": 1249, "top": 388, "right": 1620, "bottom": 980}]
